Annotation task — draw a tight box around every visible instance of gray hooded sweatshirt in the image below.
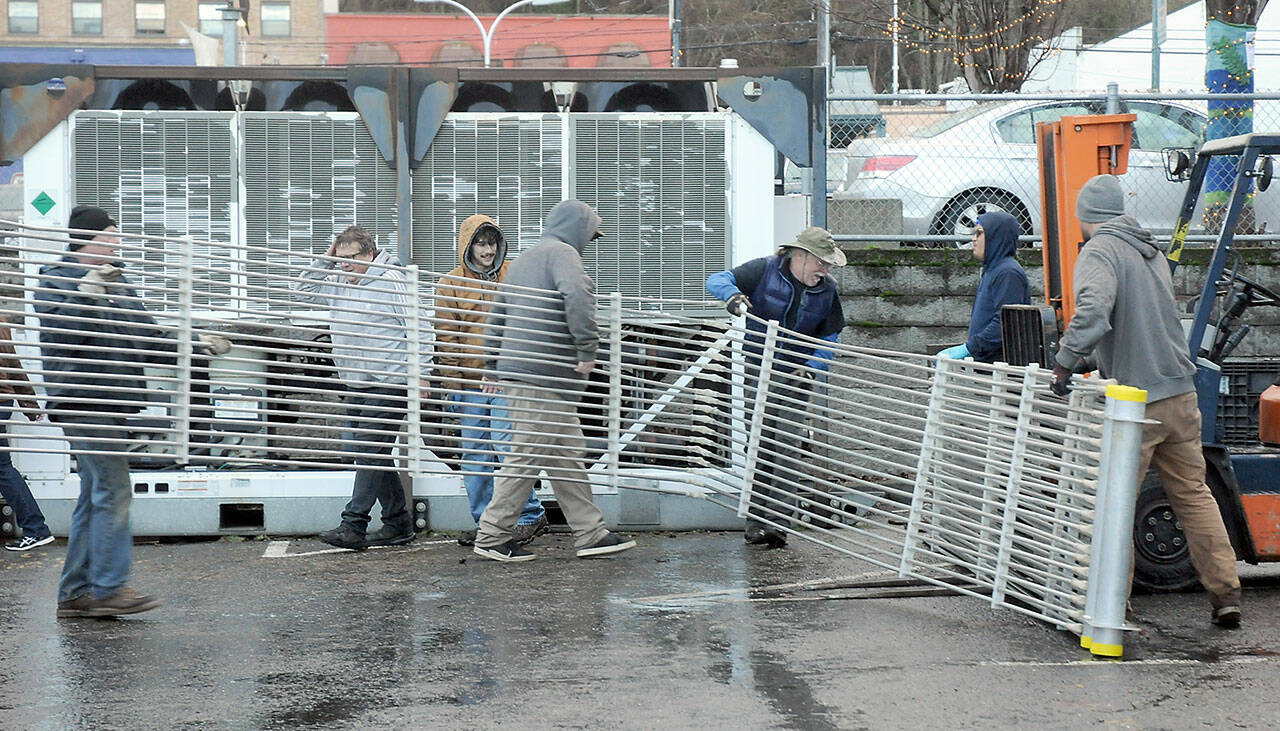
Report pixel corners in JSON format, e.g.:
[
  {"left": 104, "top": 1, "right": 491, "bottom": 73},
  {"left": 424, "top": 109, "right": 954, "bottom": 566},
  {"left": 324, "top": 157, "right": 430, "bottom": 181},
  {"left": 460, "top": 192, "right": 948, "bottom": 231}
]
[
  {"left": 486, "top": 200, "right": 601, "bottom": 399},
  {"left": 294, "top": 248, "right": 412, "bottom": 388},
  {"left": 1055, "top": 215, "right": 1194, "bottom": 403}
]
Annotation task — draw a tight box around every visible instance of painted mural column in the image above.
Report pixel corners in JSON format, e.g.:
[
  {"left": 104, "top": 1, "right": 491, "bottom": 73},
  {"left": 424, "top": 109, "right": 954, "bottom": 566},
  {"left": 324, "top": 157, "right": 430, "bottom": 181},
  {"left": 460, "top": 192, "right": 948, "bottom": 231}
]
[{"left": 1204, "top": 0, "right": 1264, "bottom": 233}]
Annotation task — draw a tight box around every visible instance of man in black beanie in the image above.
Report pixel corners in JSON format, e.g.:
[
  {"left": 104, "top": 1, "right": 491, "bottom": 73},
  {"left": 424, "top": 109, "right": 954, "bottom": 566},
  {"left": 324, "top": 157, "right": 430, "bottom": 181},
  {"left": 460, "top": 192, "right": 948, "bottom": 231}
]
[
  {"left": 1052, "top": 174, "right": 1242, "bottom": 629},
  {"left": 35, "top": 206, "right": 231, "bottom": 619}
]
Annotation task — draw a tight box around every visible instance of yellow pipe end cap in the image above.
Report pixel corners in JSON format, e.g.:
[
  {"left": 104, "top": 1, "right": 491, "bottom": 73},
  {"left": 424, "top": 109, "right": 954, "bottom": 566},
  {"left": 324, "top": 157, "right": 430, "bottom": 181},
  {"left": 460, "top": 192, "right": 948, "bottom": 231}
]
[
  {"left": 1090, "top": 642, "right": 1123, "bottom": 658},
  {"left": 1105, "top": 384, "right": 1148, "bottom": 403}
]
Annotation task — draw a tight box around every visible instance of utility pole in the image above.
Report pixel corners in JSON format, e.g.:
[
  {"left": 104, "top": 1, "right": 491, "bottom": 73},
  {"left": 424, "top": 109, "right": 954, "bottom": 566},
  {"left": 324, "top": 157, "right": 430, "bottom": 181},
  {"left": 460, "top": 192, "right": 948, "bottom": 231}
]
[
  {"left": 1152, "top": 0, "right": 1166, "bottom": 90},
  {"left": 891, "top": 0, "right": 900, "bottom": 95},
  {"left": 670, "top": 0, "right": 682, "bottom": 67},
  {"left": 220, "top": 3, "right": 240, "bottom": 67},
  {"left": 817, "top": 0, "right": 831, "bottom": 89}
]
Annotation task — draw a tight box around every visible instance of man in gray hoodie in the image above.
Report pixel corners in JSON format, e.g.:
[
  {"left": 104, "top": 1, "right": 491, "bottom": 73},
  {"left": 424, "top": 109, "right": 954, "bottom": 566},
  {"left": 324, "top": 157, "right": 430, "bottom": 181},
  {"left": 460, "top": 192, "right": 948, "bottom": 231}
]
[
  {"left": 473, "top": 200, "right": 635, "bottom": 562},
  {"left": 296, "top": 226, "right": 417, "bottom": 550},
  {"left": 1052, "top": 174, "right": 1241, "bottom": 628}
]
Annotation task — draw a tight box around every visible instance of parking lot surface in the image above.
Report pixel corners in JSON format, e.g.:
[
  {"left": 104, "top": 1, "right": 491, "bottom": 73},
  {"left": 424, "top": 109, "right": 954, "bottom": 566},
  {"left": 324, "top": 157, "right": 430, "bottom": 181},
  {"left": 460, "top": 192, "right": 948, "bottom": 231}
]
[{"left": 2, "top": 531, "right": 1279, "bottom": 728}]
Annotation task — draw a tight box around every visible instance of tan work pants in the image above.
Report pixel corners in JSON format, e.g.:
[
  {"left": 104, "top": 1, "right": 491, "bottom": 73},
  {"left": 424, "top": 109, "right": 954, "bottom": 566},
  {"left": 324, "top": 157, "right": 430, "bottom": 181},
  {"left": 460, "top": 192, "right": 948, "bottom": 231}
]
[
  {"left": 1138, "top": 392, "right": 1241, "bottom": 608},
  {"left": 476, "top": 382, "right": 609, "bottom": 550}
]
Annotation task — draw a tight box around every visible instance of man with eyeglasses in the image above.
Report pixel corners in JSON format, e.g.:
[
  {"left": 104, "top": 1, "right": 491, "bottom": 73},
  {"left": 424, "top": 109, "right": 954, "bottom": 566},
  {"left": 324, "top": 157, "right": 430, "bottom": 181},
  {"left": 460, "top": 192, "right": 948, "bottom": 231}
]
[
  {"left": 936, "top": 211, "right": 1030, "bottom": 362},
  {"left": 296, "top": 225, "right": 418, "bottom": 551},
  {"left": 706, "top": 226, "right": 847, "bottom": 548}
]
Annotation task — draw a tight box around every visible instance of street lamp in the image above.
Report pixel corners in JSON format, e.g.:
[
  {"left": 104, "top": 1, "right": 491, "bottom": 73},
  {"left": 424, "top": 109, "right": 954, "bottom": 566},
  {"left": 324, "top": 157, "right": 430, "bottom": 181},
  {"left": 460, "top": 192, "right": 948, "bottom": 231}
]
[{"left": 414, "top": 0, "right": 562, "bottom": 68}]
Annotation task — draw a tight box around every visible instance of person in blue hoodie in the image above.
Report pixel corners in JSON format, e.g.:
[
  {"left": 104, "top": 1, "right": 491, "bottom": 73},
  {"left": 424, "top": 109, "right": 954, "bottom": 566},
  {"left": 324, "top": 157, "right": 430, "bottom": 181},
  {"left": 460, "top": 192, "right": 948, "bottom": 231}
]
[{"left": 937, "top": 211, "right": 1030, "bottom": 363}]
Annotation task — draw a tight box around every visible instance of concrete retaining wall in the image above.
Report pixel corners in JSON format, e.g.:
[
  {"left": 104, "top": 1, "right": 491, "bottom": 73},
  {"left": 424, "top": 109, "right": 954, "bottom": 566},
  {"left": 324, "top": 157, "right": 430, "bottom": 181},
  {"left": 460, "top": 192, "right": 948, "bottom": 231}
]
[{"left": 837, "top": 247, "right": 1280, "bottom": 358}]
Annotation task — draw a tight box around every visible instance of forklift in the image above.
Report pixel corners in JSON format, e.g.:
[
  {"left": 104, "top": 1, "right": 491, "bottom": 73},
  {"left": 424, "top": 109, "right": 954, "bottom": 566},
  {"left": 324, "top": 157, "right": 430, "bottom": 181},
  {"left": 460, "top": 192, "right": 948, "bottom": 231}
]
[{"left": 1004, "top": 117, "right": 1280, "bottom": 591}]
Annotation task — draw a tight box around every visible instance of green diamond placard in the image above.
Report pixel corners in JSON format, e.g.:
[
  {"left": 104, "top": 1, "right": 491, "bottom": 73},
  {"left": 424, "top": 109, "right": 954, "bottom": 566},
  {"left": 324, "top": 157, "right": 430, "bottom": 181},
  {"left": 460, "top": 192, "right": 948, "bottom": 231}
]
[{"left": 31, "top": 191, "right": 56, "bottom": 216}]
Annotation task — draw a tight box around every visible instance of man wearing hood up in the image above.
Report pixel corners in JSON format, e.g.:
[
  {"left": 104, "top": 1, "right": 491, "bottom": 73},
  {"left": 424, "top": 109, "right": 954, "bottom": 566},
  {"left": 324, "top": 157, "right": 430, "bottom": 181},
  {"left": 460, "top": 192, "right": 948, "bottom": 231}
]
[
  {"left": 1052, "top": 174, "right": 1242, "bottom": 629},
  {"left": 296, "top": 226, "right": 417, "bottom": 551},
  {"left": 937, "top": 210, "right": 1030, "bottom": 362},
  {"left": 435, "top": 215, "right": 546, "bottom": 548},
  {"left": 473, "top": 200, "right": 635, "bottom": 562}
]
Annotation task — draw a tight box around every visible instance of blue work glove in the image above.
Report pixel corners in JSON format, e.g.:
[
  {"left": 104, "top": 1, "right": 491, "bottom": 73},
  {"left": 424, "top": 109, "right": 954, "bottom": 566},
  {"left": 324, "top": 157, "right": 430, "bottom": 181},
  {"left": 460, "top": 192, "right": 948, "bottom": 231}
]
[{"left": 936, "top": 344, "right": 970, "bottom": 359}]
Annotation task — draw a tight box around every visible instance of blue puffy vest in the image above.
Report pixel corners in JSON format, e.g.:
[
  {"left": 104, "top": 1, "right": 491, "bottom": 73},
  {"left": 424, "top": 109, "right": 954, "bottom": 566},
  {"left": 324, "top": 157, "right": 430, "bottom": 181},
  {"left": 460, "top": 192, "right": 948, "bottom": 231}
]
[{"left": 746, "top": 255, "right": 836, "bottom": 366}]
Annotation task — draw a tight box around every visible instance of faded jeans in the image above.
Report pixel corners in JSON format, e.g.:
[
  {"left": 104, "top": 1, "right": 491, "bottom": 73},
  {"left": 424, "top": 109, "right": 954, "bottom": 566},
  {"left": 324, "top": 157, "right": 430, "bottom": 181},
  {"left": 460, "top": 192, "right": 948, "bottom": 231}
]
[
  {"left": 56, "top": 417, "right": 134, "bottom": 602},
  {"left": 449, "top": 390, "right": 542, "bottom": 526},
  {"left": 0, "top": 408, "right": 51, "bottom": 540},
  {"left": 340, "top": 386, "right": 410, "bottom": 534}
]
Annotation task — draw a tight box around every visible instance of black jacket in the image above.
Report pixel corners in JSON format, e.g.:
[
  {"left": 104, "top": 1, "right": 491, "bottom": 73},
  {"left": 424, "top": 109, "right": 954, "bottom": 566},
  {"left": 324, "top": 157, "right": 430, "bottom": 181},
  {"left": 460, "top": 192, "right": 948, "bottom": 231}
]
[{"left": 35, "top": 256, "right": 178, "bottom": 415}]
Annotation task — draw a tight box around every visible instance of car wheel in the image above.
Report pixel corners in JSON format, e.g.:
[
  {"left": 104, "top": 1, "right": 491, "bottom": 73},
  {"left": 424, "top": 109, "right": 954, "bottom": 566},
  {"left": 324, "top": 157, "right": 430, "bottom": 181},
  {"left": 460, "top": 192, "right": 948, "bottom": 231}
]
[
  {"left": 930, "top": 189, "right": 1031, "bottom": 246},
  {"left": 1132, "top": 470, "right": 1200, "bottom": 593}
]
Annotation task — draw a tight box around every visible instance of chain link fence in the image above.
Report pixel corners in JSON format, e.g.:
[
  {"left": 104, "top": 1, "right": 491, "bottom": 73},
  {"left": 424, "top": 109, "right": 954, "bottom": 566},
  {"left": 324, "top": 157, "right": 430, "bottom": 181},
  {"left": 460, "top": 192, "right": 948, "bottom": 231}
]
[{"left": 822, "top": 91, "right": 1280, "bottom": 248}]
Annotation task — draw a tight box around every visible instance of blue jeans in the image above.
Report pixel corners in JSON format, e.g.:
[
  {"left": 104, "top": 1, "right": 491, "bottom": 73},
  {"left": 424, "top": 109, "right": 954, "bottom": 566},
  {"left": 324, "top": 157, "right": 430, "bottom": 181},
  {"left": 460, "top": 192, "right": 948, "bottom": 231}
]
[
  {"left": 449, "top": 390, "right": 542, "bottom": 526},
  {"left": 0, "top": 410, "right": 51, "bottom": 540},
  {"left": 340, "top": 386, "right": 410, "bottom": 534},
  {"left": 56, "top": 418, "right": 134, "bottom": 602}
]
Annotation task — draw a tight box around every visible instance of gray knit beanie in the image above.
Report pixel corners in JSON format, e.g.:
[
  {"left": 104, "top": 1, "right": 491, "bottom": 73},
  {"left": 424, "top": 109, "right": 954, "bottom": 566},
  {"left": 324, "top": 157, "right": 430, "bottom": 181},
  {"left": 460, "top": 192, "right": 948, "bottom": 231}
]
[{"left": 1076, "top": 175, "right": 1126, "bottom": 223}]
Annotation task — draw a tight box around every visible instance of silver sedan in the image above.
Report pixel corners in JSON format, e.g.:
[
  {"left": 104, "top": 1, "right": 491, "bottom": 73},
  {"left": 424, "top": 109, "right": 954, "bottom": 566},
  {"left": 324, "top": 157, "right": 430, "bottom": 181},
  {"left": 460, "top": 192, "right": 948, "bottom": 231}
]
[{"left": 833, "top": 98, "right": 1213, "bottom": 243}]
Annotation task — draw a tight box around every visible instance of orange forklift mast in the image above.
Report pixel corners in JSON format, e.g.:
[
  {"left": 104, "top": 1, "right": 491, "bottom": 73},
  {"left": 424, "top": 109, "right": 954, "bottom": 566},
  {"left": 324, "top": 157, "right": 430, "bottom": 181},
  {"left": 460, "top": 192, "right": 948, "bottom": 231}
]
[{"left": 1035, "top": 113, "right": 1136, "bottom": 329}]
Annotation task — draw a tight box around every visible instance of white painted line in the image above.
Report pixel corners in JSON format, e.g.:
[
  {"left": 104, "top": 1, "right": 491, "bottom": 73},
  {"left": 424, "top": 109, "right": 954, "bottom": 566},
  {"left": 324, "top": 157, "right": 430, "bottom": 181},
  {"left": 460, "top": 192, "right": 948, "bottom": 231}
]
[
  {"left": 262, "top": 541, "right": 290, "bottom": 558},
  {"left": 261, "top": 537, "right": 456, "bottom": 558},
  {"left": 977, "top": 656, "right": 1277, "bottom": 668}
]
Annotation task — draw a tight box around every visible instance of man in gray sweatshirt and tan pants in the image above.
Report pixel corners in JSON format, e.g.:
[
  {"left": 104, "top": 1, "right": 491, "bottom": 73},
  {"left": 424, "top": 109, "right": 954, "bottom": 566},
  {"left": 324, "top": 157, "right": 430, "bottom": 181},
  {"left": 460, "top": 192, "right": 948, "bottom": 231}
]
[
  {"left": 1052, "top": 174, "right": 1241, "bottom": 628},
  {"left": 473, "top": 200, "right": 635, "bottom": 562}
]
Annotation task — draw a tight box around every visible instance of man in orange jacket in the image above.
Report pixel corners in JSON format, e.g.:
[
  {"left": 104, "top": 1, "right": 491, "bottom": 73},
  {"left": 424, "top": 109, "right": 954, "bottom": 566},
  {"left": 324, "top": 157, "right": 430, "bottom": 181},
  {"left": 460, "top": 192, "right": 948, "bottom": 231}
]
[{"left": 435, "top": 215, "right": 546, "bottom": 547}]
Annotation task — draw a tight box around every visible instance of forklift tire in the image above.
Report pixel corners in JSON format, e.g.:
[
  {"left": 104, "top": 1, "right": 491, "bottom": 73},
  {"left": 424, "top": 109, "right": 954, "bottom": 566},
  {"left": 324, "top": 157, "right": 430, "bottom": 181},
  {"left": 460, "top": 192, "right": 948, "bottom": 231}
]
[{"left": 1132, "top": 470, "right": 1201, "bottom": 593}]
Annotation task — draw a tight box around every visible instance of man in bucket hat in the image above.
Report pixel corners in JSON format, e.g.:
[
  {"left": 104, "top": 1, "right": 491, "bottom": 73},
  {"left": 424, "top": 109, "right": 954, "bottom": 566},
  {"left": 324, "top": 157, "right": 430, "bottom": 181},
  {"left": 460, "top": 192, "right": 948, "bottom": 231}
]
[{"left": 706, "top": 226, "right": 846, "bottom": 548}]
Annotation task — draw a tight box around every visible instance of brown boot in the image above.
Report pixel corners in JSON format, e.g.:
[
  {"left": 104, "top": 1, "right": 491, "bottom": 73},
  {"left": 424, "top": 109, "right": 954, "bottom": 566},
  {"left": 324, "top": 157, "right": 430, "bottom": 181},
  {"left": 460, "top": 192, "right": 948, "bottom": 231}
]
[{"left": 84, "top": 588, "right": 162, "bottom": 618}]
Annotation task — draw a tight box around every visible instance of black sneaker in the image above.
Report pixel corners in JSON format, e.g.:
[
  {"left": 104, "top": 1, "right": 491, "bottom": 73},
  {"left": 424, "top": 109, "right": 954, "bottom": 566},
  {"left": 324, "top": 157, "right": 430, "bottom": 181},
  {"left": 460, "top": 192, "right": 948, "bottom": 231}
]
[
  {"left": 5, "top": 534, "right": 54, "bottom": 551},
  {"left": 1211, "top": 605, "right": 1242, "bottom": 628},
  {"left": 473, "top": 540, "right": 535, "bottom": 562},
  {"left": 364, "top": 525, "right": 415, "bottom": 547},
  {"left": 318, "top": 525, "right": 366, "bottom": 550},
  {"left": 84, "top": 588, "right": 162, "bottom": 618},
  {"left": 457, "top": 529, "right": 477, "bottom": 547},
  {"left": 744, "top": 523, "right": 768, "bottom": 545},
  {"left": 56, "top": 594, "right": 97, "bottom": 619},
  {"left": 576, "top": 532, "right": 636, "bottom": 558},
  {"left": 511, "top": 515, "right": 549, "bottom": 546},
  {"left": 763, "top": 527, "right": 788, "bottom": 549}
]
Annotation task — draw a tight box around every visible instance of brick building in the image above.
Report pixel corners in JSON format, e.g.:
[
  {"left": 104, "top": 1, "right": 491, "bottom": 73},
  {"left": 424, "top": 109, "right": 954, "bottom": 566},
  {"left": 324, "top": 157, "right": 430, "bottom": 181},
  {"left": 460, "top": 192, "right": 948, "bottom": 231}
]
[
  {"left": 326, "top": 13, "right": 670, "bottom": 68},
  {"left": 0, "top": 0, "right": 326, "bottom": 64}
]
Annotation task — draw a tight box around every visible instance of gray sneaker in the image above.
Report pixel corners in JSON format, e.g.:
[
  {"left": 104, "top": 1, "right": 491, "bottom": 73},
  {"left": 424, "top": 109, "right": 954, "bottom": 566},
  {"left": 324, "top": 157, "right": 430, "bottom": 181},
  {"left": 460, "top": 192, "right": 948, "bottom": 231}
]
[
  {"left": 473, "top": 540, "right": 536, "bottom": 562},
  {"left": 511, "top": 515, "right": 549, "bottom": 546},
  {"left": 576, "top": 532, "right": 636, "bottom": 558}
]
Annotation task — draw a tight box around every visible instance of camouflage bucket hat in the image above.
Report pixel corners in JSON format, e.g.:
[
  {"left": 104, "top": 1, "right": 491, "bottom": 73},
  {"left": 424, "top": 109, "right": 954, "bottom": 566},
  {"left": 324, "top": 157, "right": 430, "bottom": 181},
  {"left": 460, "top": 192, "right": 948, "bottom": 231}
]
[{"left": 779, "top": 226, "right": 847, "bottom": 267}]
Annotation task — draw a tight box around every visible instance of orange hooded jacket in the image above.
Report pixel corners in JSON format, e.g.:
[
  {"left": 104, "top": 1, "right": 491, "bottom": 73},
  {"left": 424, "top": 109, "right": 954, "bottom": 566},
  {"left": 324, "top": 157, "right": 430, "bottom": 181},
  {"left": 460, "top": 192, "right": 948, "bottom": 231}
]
[{"left": 433, "top": 214, "right": 509, "bottom": 389}]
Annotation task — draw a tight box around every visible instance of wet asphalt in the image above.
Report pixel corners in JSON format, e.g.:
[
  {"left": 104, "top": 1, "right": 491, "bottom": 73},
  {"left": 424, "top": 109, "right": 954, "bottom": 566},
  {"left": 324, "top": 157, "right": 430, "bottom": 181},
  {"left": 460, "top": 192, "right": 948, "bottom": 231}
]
[{"left": 2, "top": 530, "right": 1279, "bottom": 729}]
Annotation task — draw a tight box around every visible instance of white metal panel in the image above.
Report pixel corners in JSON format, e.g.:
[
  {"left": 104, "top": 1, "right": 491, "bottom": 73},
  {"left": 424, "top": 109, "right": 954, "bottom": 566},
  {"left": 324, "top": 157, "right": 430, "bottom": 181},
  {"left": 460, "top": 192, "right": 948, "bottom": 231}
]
[
  {"left": 241, "top": 112, "right": 398, "bottom": 311},
  {"left": 410, "top": 113, "right": 563, "bottom": 275},
  {"left": 571, "top": 113, "right": 729, "bottom": 309},
  {"left": 70, "top": 111, "right": 237, "bottom": 308}
]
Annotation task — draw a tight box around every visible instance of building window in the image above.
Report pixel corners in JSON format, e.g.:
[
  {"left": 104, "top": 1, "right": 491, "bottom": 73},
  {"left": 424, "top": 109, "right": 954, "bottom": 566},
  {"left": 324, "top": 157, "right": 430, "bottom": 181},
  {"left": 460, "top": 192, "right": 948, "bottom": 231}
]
[
  {"left": 7, "top": 0, "right": 38, "bottom": 34},
  {"left": 260, "top": 3, "right": 290, "bottom": 37},
  {"left": 71, "top": 0, "right": 103, "bottom": 35},
  {"left": 135, "top": 1, "right": 166, "bottom": 34},
  {"left": 198, "top": 2, "right": 224, "bottom": 35}
]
